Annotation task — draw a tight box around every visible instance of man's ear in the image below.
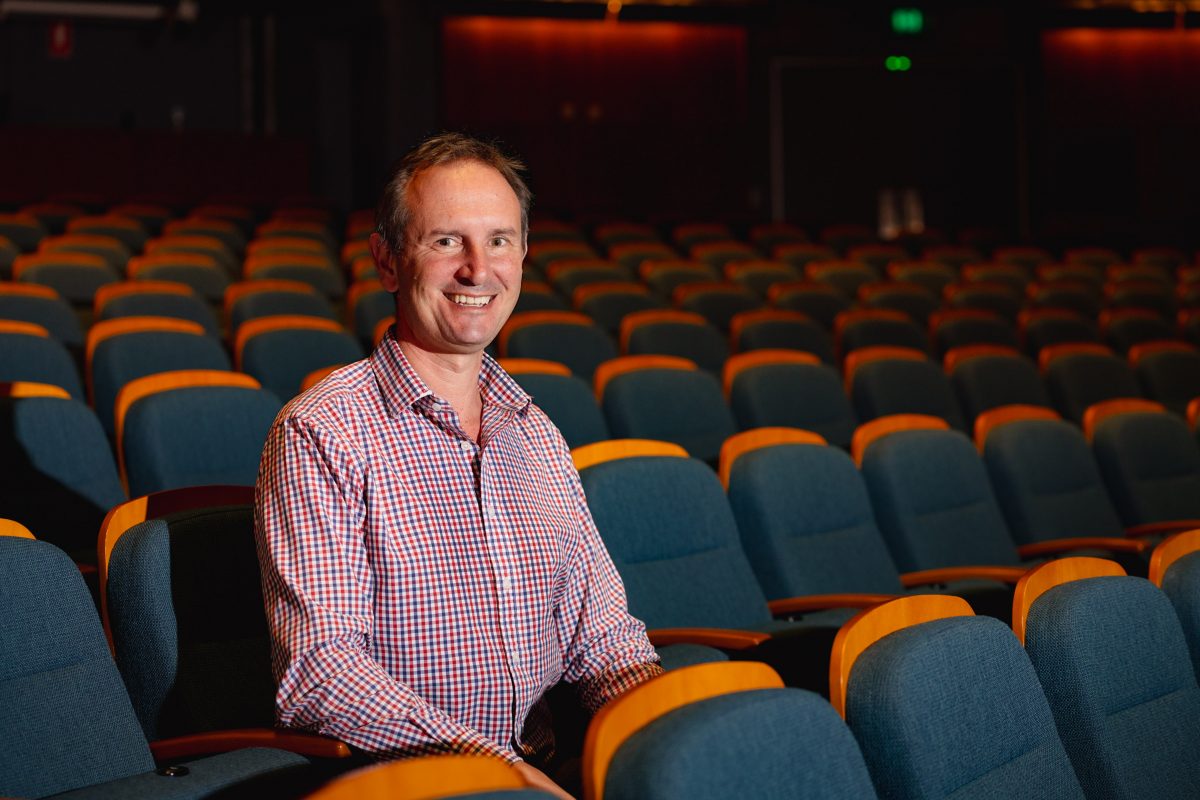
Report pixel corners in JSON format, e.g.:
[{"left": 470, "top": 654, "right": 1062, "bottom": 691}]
[{"left": 369, "top": 232, "right": 401, "bottom": 293}]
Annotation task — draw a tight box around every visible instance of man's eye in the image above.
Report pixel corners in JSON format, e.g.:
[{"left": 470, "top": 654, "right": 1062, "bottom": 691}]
[
  {"left": 435, "top": 237, "right": 456, "bottom": 247},
  {"left": 490, "top": 237, "right": 509, "bottom": 247}
]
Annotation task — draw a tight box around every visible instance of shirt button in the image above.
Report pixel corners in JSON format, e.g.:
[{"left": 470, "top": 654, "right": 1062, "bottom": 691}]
[
  {"left": 500, "top": 577, "right": 512, "bottom": 592},
  {"left": 459, "top": 440, "right": 473, "bottom": 453}
]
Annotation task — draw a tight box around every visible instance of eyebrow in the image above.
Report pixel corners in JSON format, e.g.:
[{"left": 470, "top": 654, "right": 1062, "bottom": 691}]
[{"left": 428, "top": 227, "right": 519, "bottom": 238}]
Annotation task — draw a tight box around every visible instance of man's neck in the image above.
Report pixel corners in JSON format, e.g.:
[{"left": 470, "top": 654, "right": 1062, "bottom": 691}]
[{"left": 398, "top": 340, "right": 485, "bottom": 435}]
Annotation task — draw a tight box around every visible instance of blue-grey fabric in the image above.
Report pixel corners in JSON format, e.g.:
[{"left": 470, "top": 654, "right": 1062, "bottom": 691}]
[
  {"left": 933, "top": 317, "right": 1019, "bottom": 356},
  {"left": 841, "top": 317, "right": 929, "bottom": 355},
  {"left": 983, "top": 419, "right": 1125, "bottom": 545},
  {"left": 654, "top": 644, "right": 729, "bottom": 671},
  {"left": 948, "top": 288, "right": 1021, "bottom": 322},
  {"left": 0, "top": 215, "right": 47, "bottom": 249},
  {"left": 729, "top": 362, "right": 857, "bottom": 448},
  {"left": 352, "top": 289, "right": 396, "bottom": 347},
  {"left": 605, "top": 688, "right": 878, "bottom": 800},
  {"left": 1091, "top": 412, "right": 1200, "bottom": 525},
  {"left": 851, "top": 359, "right": 967, "bottom": 431},
  {"left": 0, "top": 329, "right": 84, "bottom": 398},
  {"left": 861, "top": 429, "right": 1020, "bottom": 572},
  {"left": 848, "top": 616, "right": 1084, "bottom": 800},
  {"left": 123, "top": 385, "right": 282, "bottom": 496},
  {"left": 579, "top": 455, "right": 773, "bottom": 629},
  {"left": 813, "top": 264, "right": 880, "bottom": 299},
  {"left": 512, "top": 290, "right": 569, "bottom": 314},
  {"left": 231, "top": 291, "right": 336, "bottom": 333},
  {"left": 1109, "top": 286, "right": 1175, "bottom": 319},
  {"left": 1022, "top": 317, "right": 1101, "bottom": 357},
  {"left": 506, "top": 322, "right": 617, "bottom": 381},
  {"left": 610, "top": 244, "right": 673, "bottom": 273},
  {"left": 773, "top": 286, "right": 850, "bottom": 329},
  {"left": 1044, "top": 353, "right": 1141, "bottom": 424},
  {"left": 242, "top": 327, "right": 364, "bottom": 400},
  {"left": 580, "top": 292, "right": 664, "bottom": 336},
  {"left": 0, "top": 537, "right": 154, "bottom": 798},
  {"left": 678, "top": 287, "right": 763, "bottom": 333},
  {"left": 1025, "top": 576, "right": 1200, "bottom": 800},
  {"left": 732, "top": 266, "right": 799, "bottom": 297},
  {"left": 102, "top": 293, "right": 222, "bottom": 337},
  {"left": 644, "top": 268, "right": 714, "bottom": 300},
  {"left": 1162, "top": 551, "right": 1200, "bottom": 684},
  {"left": 108, "top": 507, "right": 278, "bottom": 740},
  {"left": 93, "top": 330, "right": 232, "bottom": 435},
  {"left": 138, "top": 263, "right": 231, "bottom": 301},
  {"left": 951, "top": 354, "right": 1051, "bottom": 423},
  {"left": 551, "top": 267, "right": 627, "bottom": 298},
  {"left": 1032, "top": 287, "right": 1101, "bottom": 319},
  {"left": 600, "top": 369, "right": 736, "bottom": 464},
  {"left": 5, "top": 395, "right": 126, "bottom": 558},
  {"left": 0, "top": 291, "right": 84, "bottom": 347},
  {"left": 727, "top": 444, "right": 904, "bottom": 598},
  {"left": 509, "top": 372, "right": 609, "bottom": 449},
  {"left": 864, "top": 290, "right": 939, "bottom": 326},
  {"left": 19, "top": 261, "right": 121, "bottom": 304},
  {"left": 1136, "top": 349, "right": 1200, "bottom": 417},
  {"left": 1105, "top": 315, "right": 1175, "bottom": 354},
  {"left": 253, "top": 264, "right": 345, "bottom": 299},
  {"left": 625, "top": 321, "right": 729, "bottom": 375},
  {"left": 735, "top": 318, "right": 835, "bottom": 364},
  {"left": 46, "top": 748, "right": 308, "bottom": 800}
]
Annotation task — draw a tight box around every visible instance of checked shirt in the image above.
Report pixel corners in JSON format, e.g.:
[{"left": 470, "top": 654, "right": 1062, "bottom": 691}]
[{"left": 255, "top": 332, "right": 661, "bottom": 763}]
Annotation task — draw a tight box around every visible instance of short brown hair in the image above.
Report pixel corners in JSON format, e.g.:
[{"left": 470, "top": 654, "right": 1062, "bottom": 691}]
[{"left": 374, "top": 132, "right": 532, "bottom": 253}]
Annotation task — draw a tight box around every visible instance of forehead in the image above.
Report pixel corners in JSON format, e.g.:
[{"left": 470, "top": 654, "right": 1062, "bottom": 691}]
[{"left": 404, "top": 159, "right": 521, "bottom": 231}]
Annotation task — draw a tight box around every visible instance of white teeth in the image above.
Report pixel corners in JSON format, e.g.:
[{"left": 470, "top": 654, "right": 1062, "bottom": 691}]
[{"left": 449, "top": 294, "right": 492, "bottom": 307}]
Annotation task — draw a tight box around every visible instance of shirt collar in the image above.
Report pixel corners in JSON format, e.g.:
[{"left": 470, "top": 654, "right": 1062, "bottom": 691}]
[{"left": 371, "top": 328, "right": 531, "bottom": 418}]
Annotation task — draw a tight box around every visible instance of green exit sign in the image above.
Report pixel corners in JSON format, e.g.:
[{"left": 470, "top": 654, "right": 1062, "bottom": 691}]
[{"left": 892, "top": 8, "right": 924, "bottom": 34}]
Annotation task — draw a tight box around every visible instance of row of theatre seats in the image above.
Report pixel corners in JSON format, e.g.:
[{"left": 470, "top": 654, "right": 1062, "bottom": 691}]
[
  {"left": 6, "top": 414, "right": 1200, "bottom": 798},
  {"left": 5, "top": 203, "right": 1200, "bottom": 795}
]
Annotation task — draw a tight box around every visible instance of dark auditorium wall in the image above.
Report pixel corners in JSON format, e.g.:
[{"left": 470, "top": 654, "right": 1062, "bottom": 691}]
[
  {"left": 1036, "top": 27, "right": 1200, "bottom": 247},
  {"left": 1, "top": 1, "right": 1198, "bottom": 246},
  {"left": 441, "top": 15, "right": 752, "bottom": 223}
]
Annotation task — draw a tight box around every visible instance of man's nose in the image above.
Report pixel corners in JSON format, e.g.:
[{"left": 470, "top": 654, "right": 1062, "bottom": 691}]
[{"left": 455, "top": 240, "right": 489, "bottom": 284}]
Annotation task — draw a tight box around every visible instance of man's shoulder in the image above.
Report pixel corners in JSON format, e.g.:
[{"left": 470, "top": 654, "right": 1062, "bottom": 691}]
[{"left": 275, "top": 357, "right": 380, "bottom": 434}]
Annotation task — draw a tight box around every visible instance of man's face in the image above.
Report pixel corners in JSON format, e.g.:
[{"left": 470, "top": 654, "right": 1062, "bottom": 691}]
[{"left": 371, "top": 159, "right": 524, "bottom": 356}]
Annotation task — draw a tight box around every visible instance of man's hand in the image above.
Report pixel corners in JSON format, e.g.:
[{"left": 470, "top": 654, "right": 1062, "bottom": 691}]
[{"left": 514, "top": 761, "right": 576, "bottom": 800}]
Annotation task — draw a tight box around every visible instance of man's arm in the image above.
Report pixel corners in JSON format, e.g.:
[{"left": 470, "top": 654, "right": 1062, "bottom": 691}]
[
  {"left": 256, "top": 414, "right": 518, "bottom": 762},
  {"left": 548, "top": 439, "right": 664, "bottom": 712}
]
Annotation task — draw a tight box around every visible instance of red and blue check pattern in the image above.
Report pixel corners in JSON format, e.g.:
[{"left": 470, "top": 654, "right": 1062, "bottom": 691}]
[{"left": 255, "top": 332, "right": 661, "bottom": 763}]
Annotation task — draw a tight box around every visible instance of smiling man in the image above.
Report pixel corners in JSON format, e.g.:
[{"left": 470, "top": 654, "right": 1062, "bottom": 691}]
[{"left": 254, "top": 133, "right": 661, "bottom": 798}]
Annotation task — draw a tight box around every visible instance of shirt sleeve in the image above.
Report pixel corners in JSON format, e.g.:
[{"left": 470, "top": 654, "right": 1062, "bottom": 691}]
[
  {"left": 546, "top": 432, "right": 664, "bottom": 713},
  {"left": 255, "top": 413, "right": 520, "bottom": 763}
]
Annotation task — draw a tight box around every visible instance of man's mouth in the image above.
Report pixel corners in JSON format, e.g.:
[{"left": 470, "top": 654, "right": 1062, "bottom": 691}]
[{"left": 447, "top": 293, "right": 493, "bottom": 307}]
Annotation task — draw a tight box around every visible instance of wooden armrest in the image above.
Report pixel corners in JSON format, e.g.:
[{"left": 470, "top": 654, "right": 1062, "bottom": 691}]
[
  {"left": 647, "top": 627, "right": 770, "bottom": 651},
  {"left": 150, "top": 729, "right": 353, "bottom": 761},
  {"left": 900, "top": 566, "right": 1027, "bottom": 588},
  {"left": 767, "top": 593, "right": 895, "bottom": 616},
  {"left": 1017, "top": 537, "right": 1150, "bottom": 559},
  {"left": 1126, "top": 520, "right": 1200, "bottom": 539}
]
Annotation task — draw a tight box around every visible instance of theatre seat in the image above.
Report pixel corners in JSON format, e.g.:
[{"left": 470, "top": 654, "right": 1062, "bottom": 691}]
[
  {"left": 584, "top": 661, "right": 878, "bottom": 800},
  {"left": 114, "top": 370, "right": 281, "bottom": 496},
  {"left": 1, "top": 381, "right": 125, "bottom": 563},
  {"left": 501, "top": 358, "right": 609, "bottom": 449},
  {"left": 1151, "top": 531, "right": 1200, "bottom": 684},
  {"left": 0, "top": 319, "right": 84, "bottom": 399},
  {"left": 0, "top": 535, "right": 310, "bottom": 799},
  {"left": 834, "top": 595, "right": 1085, "bottom": 800},
  {"left": 308, "top": 754, "right": 555, "bottom": 799},
  {"left": 595, "top": 356, "right": 735, "bottom": 464},
  {"left": 1017, "top": 557, "right": 1200, "bottom": 800}
]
